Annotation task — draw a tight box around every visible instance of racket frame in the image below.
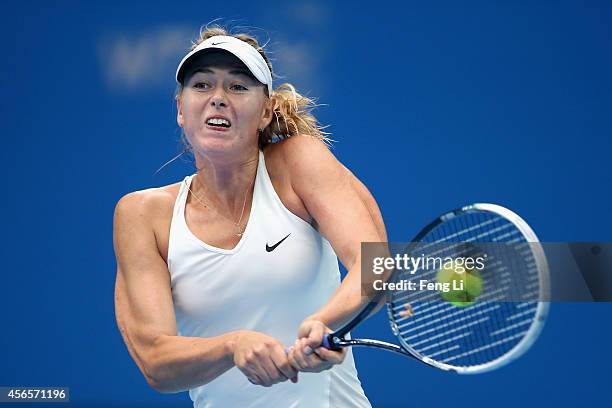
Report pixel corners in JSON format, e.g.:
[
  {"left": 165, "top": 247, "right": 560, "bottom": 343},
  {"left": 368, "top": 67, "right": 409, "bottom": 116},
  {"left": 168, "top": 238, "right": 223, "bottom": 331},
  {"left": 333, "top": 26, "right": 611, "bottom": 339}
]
[{"left": 324, "top": 203, "right": 550, "bottom": 374}]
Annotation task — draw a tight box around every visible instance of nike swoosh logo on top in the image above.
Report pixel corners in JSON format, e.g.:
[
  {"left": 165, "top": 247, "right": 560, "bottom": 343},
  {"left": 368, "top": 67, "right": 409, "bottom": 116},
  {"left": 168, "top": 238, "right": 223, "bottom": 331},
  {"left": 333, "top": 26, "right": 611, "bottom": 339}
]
[
  {"left": 266, "top": 233, "right": 291, "bottom": 252},
  {"left": 211, "top": 42, "right": 225, "bottom": 46}
]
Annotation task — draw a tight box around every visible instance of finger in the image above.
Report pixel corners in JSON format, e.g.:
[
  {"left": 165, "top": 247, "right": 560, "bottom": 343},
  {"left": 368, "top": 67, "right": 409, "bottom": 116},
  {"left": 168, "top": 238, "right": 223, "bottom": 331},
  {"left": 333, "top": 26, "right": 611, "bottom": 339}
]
[
  {"left": 304, "top": 324, "right": 325, "bottom": 351},
  {"left": 292, "top": 339, "right": 309, "bottom": 369},
  {"left": 291, "top": 339, "right": 310, "bottom": 370},
  {"left": 300, "top": 339, "right": 328, "bottom": 370},
  {"left": 297, "top": 320, "right": 313, "bottom": 338},
  {"left": 245, "top": 356, "right": 273, "bottom": 386},
  {"left": 270, "top": 345, "right": 298, "bottom": 381},
  {"left": 287, "top": 347, "right": 300, "bottom": 371},
  {"left": 260, "top": 361, "right": 282, "bottom": 386},
  {"left": 247, "top": 375, "right": 260, "bottom": 385},
  {"left": 236, "top": 355, "right": 265, "bottom": 385},
  {"left": 286, "top": 347, "right": 303, "bottom": 382},
  {"left": 243, "top": 369, "right": 264, "bottom": 386},
  {"left": 313, "top": 346, "right": 345, "bottom": 363},
  {"left": 257, "top": 351, "right": 286, "bottom": 385},
  {"left": 303, "top": 348, "right": 326, "bottom": 368}
]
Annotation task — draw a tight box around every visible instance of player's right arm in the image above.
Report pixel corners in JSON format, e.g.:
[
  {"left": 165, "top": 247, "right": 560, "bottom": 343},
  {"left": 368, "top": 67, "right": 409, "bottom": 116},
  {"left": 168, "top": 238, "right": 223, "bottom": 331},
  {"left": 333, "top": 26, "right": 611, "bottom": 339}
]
[{"left": 113, "top": 191, "right": 296, "bottom": 392}]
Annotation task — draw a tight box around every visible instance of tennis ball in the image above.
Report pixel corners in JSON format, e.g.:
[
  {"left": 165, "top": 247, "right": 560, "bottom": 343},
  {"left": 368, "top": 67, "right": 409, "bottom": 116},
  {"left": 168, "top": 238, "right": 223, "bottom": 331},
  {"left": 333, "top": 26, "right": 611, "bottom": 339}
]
[{"left": 436, "top": 260, "right": 482, "bottom": 307}]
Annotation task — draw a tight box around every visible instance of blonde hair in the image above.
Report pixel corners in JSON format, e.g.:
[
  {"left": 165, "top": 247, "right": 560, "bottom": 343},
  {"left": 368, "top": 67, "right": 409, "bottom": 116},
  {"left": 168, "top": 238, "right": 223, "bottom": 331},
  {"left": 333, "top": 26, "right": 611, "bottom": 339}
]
[{"left": 176, "top": 25, "right": 331, "bottom": 150}]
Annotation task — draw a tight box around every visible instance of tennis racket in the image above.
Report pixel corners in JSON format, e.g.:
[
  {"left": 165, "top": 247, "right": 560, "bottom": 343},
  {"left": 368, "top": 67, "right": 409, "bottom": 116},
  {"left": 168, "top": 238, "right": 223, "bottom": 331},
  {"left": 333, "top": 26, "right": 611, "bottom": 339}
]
[{"left": 321, "top": 203, "right": 550, "bottom": 374}]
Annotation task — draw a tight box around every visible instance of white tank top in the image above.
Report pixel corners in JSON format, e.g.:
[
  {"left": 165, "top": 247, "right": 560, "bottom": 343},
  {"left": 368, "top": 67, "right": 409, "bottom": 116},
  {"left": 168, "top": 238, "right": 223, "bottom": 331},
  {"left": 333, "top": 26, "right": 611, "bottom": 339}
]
[{"left": 167, "top": 149, "right": 371, "bottom": 408}]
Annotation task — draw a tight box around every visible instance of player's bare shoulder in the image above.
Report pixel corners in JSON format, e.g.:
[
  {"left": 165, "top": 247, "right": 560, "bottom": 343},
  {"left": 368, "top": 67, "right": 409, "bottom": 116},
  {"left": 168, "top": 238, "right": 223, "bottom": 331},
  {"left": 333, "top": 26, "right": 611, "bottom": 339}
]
[
  {"left": 265, "top": 134, "right": 341, "bottom": 183},
  {"left": 113, "top": 181, "right": 182, "bottom": 262},
  {"left": 263, "top": 136, "right": 339, "bottom": 224},
  {"left": 114, "top": 183, "right": 179, "bottom": 225}
]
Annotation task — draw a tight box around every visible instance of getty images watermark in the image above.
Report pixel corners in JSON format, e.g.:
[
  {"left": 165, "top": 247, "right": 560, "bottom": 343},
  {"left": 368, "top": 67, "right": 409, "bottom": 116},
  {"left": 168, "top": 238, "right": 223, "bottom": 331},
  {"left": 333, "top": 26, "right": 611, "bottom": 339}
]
[
  {"left": 371, "top": 252, "right": 487, "bottom": 293},
  {"left": 361, "top": 242, "right": 612, "bottom": 302}
]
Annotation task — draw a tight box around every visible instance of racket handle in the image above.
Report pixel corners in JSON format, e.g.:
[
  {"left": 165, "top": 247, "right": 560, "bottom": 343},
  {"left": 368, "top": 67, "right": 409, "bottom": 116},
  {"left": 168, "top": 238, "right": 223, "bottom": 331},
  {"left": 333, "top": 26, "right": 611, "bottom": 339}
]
[{"left": 321, "top": 334, "right": 332, "bottom": 349}]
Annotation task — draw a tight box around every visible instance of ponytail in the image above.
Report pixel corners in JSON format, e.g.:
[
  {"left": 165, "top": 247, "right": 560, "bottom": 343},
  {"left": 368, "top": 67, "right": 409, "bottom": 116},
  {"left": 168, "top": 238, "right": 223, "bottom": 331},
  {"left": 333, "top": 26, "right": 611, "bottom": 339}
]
[{"left": 260, "top": 83, "right": 331, "bottom": 147}]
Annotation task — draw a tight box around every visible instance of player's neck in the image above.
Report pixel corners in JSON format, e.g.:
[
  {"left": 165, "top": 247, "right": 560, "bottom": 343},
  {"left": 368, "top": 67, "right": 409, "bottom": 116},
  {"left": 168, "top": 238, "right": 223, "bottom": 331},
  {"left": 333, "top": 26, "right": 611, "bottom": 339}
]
[{"left": 192, "top": 148, "right": 259, "bottom": 208}]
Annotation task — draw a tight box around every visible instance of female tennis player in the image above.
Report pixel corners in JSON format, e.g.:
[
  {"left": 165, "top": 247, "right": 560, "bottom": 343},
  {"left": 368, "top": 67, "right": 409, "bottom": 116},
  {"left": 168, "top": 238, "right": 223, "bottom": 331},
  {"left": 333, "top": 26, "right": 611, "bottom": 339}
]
[{"left": 113, "top": 26, "right": 387, "bottom": 407}]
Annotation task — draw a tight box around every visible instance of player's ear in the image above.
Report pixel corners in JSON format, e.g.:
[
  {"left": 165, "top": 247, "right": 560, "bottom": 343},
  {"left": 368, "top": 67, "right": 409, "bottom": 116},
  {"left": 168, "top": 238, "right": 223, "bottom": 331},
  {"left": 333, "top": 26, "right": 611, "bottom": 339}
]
[
  {"left": 259, "top": 96, "right": 276, "bottom": 130},
  {"left": 176, "top": 94, "right": 184, "bottom": 128}
]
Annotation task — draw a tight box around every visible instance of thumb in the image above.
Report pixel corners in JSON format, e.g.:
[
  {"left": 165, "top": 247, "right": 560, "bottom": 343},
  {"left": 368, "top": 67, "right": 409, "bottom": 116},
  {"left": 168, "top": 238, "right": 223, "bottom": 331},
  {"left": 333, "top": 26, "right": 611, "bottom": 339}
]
[
  {"left": 303, "top": 323, "right": 325, "bottom": 353},
  {"left": 297, "top": 320, "right": 314, "bottom": 339}
]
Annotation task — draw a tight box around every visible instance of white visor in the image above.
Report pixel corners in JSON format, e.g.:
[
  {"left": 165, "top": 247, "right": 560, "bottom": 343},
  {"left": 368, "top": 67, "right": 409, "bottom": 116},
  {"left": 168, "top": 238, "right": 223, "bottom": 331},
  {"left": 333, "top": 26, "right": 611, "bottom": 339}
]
[{"left": 175, "top": 35, "right": 272, "bottom": 95}]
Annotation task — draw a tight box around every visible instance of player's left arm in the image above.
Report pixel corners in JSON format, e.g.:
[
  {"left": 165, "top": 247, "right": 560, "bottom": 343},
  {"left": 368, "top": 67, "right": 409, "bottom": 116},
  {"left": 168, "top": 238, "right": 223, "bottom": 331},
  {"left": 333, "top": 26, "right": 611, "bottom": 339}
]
[
  {"left": 342, "top": 164, "right": 388, "bottom": 244},
  {"left": 279, "top": 135, "right": 387, "bottom": 370}
]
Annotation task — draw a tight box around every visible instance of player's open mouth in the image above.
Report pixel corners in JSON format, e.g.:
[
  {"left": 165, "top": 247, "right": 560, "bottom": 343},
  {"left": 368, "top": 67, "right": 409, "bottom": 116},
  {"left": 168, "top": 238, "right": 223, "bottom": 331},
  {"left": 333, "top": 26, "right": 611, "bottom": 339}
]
[{"left": 206, "top": 116, "right": 232, "bottom": 130}]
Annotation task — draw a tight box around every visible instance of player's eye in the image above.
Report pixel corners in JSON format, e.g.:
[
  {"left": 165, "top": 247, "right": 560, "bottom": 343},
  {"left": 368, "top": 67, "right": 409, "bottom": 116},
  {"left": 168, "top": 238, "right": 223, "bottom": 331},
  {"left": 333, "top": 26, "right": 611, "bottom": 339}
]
[
  {"left": 230, "top": 84, "right": 248, "bottom": 91},
  {"left": 193, "top": 82, "right": 211, "bottom": 90}
]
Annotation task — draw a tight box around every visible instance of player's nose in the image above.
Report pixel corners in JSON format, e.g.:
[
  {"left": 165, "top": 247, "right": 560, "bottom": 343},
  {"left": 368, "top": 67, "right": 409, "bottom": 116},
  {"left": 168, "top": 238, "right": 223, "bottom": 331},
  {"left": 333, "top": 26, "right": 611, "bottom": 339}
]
[{"left": 210, "top": 88, "right": 228, "bottom": 108}]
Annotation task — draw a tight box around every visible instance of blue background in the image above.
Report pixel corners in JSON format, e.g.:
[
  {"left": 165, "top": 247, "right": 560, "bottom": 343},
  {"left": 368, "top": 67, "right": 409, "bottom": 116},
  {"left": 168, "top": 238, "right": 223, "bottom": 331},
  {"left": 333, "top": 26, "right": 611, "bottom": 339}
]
[{"left": 1, "top": 1, "right": 611, "bottom": 407}]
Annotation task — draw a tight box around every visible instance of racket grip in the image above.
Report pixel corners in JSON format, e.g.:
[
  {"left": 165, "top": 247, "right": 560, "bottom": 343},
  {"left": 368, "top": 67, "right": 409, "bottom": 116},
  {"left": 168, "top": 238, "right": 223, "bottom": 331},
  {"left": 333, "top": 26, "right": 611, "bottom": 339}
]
[{"left": 321, "top": 334, "right": 332, "bottom": 349}]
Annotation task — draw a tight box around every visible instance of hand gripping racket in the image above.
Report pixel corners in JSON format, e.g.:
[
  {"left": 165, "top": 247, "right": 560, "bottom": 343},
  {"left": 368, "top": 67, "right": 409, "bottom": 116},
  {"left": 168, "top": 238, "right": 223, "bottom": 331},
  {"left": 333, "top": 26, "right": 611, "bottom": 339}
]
[{"left": 321, "top": 203, "right": 549, "bottom": 374}]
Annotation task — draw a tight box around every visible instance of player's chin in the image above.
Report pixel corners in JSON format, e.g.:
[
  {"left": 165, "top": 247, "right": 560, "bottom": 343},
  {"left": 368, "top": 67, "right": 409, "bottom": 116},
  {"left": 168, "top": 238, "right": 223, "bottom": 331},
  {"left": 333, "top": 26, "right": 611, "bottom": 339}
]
[{"left": 193, "top": 135, "right": 236, "bottom": 154}]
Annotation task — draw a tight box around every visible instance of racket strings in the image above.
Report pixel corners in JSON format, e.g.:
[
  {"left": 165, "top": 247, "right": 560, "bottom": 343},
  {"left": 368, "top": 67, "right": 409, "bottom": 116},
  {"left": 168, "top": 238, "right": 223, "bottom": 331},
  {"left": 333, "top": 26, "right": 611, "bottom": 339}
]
[{"left": 389, "top": 209, "right": 542, "bottom": 369}]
